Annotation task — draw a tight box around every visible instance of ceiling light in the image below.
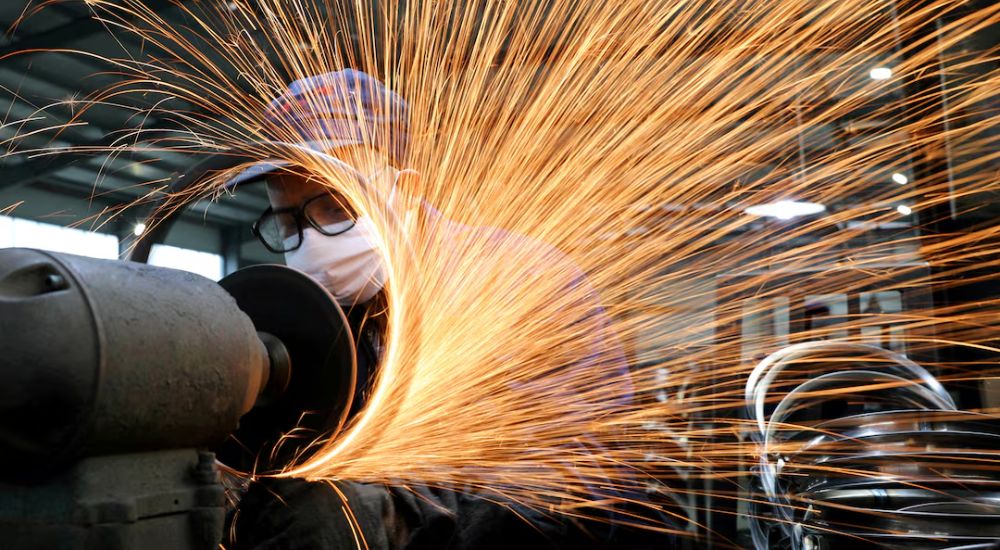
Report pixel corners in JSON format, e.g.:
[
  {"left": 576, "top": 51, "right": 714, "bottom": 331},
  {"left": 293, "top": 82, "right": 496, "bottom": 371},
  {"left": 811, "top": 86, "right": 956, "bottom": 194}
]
[
  {"left": 896, "top": 205, "right": 912, "bottom": 216},
  {"left": 133, "top": 222, "right": 147, "bottom": 236},
  {"left": 745, "top": 200, "right": 826, "bottom": 220},
  {"left": 870, "top": 67, "right": 893, "bottom": 80},
  {"left": 891, "top": 172, "right": 909, "bottom": 185}
]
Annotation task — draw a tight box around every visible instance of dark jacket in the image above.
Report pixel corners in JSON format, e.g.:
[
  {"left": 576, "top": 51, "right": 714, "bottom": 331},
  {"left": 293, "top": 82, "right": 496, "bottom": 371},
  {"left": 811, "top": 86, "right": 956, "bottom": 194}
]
[{"left": 231, "top": 478, "right": 659, "bottom": 550}]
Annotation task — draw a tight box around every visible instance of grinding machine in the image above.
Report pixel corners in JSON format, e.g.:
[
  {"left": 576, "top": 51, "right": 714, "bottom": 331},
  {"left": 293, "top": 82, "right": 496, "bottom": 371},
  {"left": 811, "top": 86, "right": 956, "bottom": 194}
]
[{"left": 0, "top": 247, "right": 358, "bottom": 549}]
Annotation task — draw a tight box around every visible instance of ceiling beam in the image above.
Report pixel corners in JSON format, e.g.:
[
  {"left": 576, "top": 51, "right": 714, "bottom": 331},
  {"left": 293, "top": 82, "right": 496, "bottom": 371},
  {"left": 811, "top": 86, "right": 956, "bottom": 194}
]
[
  {"left": 0, "top": 0, "right": 183, "bottom": 57},
  {"left": 0, "top": 134, "right": 185, "bottom": 192}
]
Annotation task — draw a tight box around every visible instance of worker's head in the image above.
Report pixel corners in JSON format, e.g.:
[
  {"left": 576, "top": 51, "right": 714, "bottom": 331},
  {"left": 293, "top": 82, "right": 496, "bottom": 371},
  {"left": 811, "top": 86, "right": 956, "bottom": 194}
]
[{"left": 235, "top": 70, "right": 409, "bottom": 306}]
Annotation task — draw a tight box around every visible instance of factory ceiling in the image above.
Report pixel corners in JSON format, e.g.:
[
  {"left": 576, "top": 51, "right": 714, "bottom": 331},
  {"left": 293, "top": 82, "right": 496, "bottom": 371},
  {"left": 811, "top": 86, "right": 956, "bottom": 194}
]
[
  {"left": 0, "top": 1, "right": 270, "bottom": 238},
  {"left": 0, "top": 1, "right": 994, "bottom": 244}
]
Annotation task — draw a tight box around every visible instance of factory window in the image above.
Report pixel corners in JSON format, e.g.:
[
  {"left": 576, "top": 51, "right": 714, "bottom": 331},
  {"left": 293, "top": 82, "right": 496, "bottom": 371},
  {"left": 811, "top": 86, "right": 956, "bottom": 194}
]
[
  {"left": 0, "top": 215, "right": 119, "bottom": 260},
  {"left": 148, "top": 244, "right": 224, "bottom": 281}
]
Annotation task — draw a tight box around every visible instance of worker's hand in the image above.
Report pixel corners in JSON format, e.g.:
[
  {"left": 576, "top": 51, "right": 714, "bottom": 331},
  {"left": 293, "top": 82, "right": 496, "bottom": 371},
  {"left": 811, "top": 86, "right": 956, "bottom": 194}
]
[{"left": 230, "top": 478, "right": 382, "bottom": 550}]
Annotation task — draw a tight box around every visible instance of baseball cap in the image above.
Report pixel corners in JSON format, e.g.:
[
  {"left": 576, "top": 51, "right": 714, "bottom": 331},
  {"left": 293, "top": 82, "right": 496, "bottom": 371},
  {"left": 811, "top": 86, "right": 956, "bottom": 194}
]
[{"left": 227, "top": 69, "right": 408, "bottom": 188}]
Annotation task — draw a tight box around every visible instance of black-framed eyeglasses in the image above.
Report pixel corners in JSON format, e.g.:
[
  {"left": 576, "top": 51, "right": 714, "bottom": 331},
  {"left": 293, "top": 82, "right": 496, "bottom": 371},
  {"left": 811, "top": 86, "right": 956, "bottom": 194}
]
[{"left": 252, "top": 193, "right": 356, "bottom": 253}]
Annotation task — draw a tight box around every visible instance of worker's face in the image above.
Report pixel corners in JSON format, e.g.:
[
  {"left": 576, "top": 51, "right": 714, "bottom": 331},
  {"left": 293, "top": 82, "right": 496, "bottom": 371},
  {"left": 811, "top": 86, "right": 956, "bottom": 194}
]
[
  {"left": 251, "top": 171, "right": 358, "bottom": 253},
  {"left": 261, "top": 169, "right": 388, "bottom": 306},
  {"left": 266, "top": 171, "right": 355, "bottom": 227},
  {"left": 265, "top": 143, "right": 395, "bottom": 226}
]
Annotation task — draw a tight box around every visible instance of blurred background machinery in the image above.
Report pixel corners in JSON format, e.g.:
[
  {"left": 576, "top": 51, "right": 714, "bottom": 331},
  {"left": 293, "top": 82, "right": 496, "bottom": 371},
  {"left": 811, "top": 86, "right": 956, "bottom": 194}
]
[{"left": 747, "top": 343, "right": 1000, "bottom": 550}]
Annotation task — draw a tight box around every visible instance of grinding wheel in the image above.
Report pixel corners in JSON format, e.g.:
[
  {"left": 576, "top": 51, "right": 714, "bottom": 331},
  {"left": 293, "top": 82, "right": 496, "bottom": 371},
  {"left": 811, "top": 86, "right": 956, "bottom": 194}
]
[{"left": 216, "top": 265, "right": 357, "bottom": 473}]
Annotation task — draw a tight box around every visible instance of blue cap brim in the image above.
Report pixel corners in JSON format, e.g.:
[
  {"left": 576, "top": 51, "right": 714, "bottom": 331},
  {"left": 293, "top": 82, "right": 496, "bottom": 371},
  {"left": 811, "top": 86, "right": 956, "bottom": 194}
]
[
  {"left": 225, "top": 160, "right": 289, "bottom": 189},
  {"left": 224, "top": 139, "right": 368, "bottom": 190}
]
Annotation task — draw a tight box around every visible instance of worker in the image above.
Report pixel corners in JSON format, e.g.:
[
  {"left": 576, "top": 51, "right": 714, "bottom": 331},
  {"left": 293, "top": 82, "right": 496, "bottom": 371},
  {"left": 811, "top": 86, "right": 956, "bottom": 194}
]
[{"left": 228, "top": 70, "right": 675, "bottom": 550}]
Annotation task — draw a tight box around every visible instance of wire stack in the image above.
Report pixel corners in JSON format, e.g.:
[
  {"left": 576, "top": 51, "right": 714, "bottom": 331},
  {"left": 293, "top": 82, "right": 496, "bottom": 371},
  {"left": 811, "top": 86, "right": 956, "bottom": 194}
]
[{"left": 746, "top": 342, "right": 1000, "bottom": 550}]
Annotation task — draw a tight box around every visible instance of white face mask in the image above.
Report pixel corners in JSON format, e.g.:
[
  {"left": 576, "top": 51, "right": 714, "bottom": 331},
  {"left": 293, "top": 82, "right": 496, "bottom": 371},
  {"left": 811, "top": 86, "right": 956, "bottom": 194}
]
[{"left": 283, "top": 216, "right": 386, "bottom": 306}]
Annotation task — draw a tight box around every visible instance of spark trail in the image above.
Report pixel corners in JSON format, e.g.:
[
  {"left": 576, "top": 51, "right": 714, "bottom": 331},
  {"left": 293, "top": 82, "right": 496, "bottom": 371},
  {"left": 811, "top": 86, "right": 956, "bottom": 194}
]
[{"left": 5, "top": 0, "right": 1000, "bottom": 544}]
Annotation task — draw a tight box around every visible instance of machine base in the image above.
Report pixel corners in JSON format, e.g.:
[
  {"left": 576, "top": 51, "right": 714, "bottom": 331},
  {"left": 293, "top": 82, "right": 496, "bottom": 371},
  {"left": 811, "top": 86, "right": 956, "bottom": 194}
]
[{"left": 0, "top": 449, "right": 226, "bottom": 550}]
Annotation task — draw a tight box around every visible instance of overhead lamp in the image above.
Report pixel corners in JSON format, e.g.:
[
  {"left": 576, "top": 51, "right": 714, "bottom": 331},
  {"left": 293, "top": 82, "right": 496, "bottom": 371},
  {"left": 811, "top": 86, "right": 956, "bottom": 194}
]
[
  {"left": 744, "top": 200, "right": 826, "bottom": 220},
  {"left": 896, "top": 205, "right": 912, "bottom": 216},
  {"left": 870, "top": 67, "right": 893, "bottom": 80},
  {"left": 891, "top": 172, "right": 909, "bottom": 185},
  {"left": 133, "top": 222, "right": 147, "bottom": 236}
]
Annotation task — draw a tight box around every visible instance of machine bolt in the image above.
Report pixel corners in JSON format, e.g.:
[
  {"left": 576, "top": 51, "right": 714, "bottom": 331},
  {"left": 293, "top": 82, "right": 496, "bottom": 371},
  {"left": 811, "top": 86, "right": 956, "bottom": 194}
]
[
  {"left": 44, "top": 273, "right": 67, "bottom": 291},
  {"left": 193, "top": 451, "right": 219, "bottom": 484}
]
